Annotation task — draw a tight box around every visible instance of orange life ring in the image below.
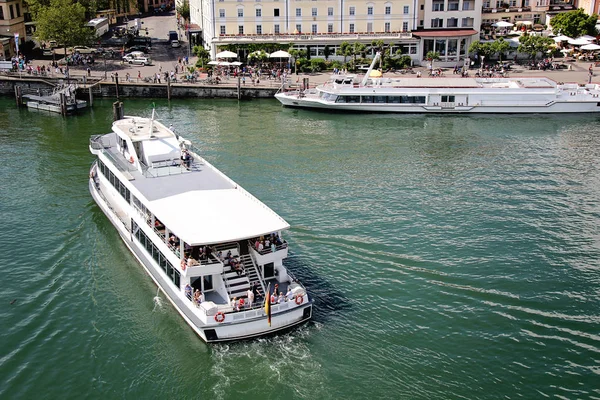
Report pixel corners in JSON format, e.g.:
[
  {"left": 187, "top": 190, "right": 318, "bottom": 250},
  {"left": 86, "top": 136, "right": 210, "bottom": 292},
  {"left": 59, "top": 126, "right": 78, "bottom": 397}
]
[
  {"left": 180, "top": 259, "right": 186, "bottom": 271},
  {"left": 215, "top": 312, "right": 225, "bottom": 323},
  {"left": 129, "top": 156, "right": 134, "bottom": 164},
  {"left": 295, "top": 294, "right": 303, "bottom": 305}
]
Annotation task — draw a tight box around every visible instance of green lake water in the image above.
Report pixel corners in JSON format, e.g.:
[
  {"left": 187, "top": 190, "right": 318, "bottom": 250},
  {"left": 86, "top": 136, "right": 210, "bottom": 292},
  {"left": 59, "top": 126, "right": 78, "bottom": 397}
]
[{"left": 1, "top": 98, "right": 599, "bottom": 399}]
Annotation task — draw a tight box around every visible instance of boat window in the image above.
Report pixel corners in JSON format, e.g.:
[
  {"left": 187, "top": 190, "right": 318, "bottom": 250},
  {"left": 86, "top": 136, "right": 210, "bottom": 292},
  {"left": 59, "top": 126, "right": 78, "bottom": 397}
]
[
  {"left": 441, "top": 95, "right": 456, "bottom": 102},
  {"left": 400, "top": 96, "right": 426, "bottom": 104},
  {"left": 329, "top": 95, "right": 338, "bottom": 102},
  {"left": 263, "top": 262, "right": 275, "bottom": 278},
  {"left": 97, "top": 159, "right": 131, "bottom": 203},
  {"left": 374, "top": 96, "right": 387, "bottom": 103},
  {"left": 388, "top": 96, "right": 401, "bottom": 103},
  {"left": 336, "top": 96, "right": 346, "bottom": 103},
  {"left": 362, "top": 96, "right": 374, "bottom": 103},
  {"left": 131, "top": 219, "right": 182, "bottom": 289},
  {"left": 203, "top": 275, "right": 213, "bottom": 291},
  {"left": 346, "top": 95, "right": 360, "bottom": 103}
]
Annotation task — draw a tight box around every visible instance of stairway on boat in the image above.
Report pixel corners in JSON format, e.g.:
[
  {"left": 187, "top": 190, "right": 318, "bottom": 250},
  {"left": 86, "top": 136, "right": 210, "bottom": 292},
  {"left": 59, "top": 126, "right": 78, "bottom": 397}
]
[{"left": 213, "top": 243, "right": 267, "bottom": 302}]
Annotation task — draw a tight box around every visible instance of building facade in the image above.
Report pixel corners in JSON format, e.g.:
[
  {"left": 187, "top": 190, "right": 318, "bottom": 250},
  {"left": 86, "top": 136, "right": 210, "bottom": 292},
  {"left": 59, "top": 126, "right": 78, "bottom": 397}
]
[
  {"left": 414, "top": 0, "right": 482, "bottom": 64},
  {"left": 0, "top": 0, "right": 25, "bottom": 60},
  {"left": 191, "top": 0, "right": 425, "bottom": 63}
]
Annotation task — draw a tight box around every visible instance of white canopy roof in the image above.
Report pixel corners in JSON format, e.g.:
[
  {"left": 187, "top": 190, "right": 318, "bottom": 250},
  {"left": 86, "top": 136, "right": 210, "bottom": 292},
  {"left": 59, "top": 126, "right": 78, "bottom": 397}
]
[{"left": 150, "top": 189, "right": 290, "bottom": 245}]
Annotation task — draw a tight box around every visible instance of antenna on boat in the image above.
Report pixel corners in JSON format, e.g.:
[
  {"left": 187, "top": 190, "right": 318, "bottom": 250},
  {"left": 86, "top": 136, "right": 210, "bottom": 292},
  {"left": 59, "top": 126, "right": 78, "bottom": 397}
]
[
  {"left": 362, "top": 52, "right": 381, "bottom": 86},
  {"left": 149, "top": 105, "right": 156, "bottom": 136}
]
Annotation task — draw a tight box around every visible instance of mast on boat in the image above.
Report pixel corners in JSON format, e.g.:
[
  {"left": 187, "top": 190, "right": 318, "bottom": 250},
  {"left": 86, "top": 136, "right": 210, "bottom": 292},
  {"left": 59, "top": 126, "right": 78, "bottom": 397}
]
[{"left": 361, "top": 52, "right": 381, "bottom": 86}]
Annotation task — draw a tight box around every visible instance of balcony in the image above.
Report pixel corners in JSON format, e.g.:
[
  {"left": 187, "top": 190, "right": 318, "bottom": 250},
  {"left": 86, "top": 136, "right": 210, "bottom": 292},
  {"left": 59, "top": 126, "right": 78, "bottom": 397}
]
[
  {"left": 213, "top": 31, "right": 414, "bottom": 44},
  {"left": 482, "top": 6, "right": 531, "bottom": 13}
]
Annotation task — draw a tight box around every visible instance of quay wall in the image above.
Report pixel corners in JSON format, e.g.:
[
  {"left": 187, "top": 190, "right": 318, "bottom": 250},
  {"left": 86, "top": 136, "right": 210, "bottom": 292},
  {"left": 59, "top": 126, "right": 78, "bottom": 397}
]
[{"left": 0, "top": 75, "right": 279, "bottom": 99}]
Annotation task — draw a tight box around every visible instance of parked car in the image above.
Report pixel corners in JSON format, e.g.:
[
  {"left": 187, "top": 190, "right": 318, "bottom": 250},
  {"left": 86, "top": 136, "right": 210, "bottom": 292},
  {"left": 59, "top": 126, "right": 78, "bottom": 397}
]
[
  {"left": 70, "top": 46, "right": 98, "bottom": 55},
  {"left": 128, "top": 45, "right": 150, "bottom": 53},
  {"left": 123, "top": 51, "right": 152, "bottom": 66},
  {"left": 170, "top": 40, "right": 180, "bottom": 48}
]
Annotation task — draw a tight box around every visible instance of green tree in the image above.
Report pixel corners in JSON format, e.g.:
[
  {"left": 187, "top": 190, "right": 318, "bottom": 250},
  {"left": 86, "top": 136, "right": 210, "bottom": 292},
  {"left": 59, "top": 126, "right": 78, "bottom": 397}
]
[
  {"left": 289, "top": 48, "right": 307, "bottom": 74},
  {"left": 550, "top": 9, "right": 599, "bottom": 38},
  {"left": 491, "top": 38, "right": 511, "bottom": 61},
  {"left": 323, "top": 45, "right": 332, "bottom": 61},
  {"left": 310, "top": 58, "right": 326, "bottom": 72},
  {"left": 518, "top": 33, "right": 554, "bottom": 60},
  {"left": 193, "top": 45, "right": 210, "bottom": 68},
  {"left": 469, "top": 41, "right": 494, "bottom": 60},
  {"left": 177, "top": 0, "right": 190, "bottom": 22},
  {"left": 35, "top": 0, "right": 96, "bottom": 54},
  {"left": 337, "top": 41, "right": 352, "bottom": 64},
  {"left": 349, "top": 42, "right": 366, "bottom": 70}
]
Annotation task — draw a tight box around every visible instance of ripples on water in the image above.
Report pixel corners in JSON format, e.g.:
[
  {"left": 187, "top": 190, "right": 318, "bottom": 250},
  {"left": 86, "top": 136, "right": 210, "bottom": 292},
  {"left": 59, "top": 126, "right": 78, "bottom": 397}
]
[{"left": 1, "top": 100, "right": 600, "bottom": 399}]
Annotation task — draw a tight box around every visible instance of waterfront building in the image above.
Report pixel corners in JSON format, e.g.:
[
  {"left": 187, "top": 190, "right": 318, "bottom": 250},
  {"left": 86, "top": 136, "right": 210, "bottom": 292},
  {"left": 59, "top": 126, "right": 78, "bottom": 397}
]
[
  {"left": 480, "top": 0, "right": 575, "bottom": 31},
  {"left": 0, "top": 0, "right": 25, "bottom": 60},
  {"left": 190, "top": 0, "right": 423, "bottom": 63},
  {"left": 414, "top": 0, "right": 482, "bottom": 65}
]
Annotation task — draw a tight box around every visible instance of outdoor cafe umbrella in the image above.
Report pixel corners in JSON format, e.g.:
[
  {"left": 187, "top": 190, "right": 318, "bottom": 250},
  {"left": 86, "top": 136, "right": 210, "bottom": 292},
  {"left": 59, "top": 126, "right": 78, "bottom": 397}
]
[
  {"left": 215, "top": 50, "right": 238, "bottom": 58},
  {"left": 208, "top": 60, "right": 220, "bottom": 65},
  {"left": 577, "top": 35, "right": 597, "bottom": 42},
  {"left": 492, "top": 21, "right": 514, "bottom": 28},
  {"left": 568, "top": 38, "right": 592, "bottom": 46},
  {"left": 581, "top": 43, "right": 600, "bottom": 51},
  {"left": 269, "top": 50, "right": 292, "bottom": 58},
  {"left": 553, "top": 35, "right": 572, "bottom": 42}
]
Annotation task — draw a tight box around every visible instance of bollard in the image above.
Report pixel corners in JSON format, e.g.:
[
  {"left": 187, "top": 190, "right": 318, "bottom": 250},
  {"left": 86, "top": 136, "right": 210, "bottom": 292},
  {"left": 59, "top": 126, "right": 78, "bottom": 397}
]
[
  {"left": 15, "top": 86, "right": 22, "bottom": 107},
  {"left": 237, "top": 75, "right": 241, "bottom": 100},
  {"left": 89, "top": 87, "right": 93, "bottom": 107},
  {"left": 167, "top": 76, "right": 171, "bottom": 100}
]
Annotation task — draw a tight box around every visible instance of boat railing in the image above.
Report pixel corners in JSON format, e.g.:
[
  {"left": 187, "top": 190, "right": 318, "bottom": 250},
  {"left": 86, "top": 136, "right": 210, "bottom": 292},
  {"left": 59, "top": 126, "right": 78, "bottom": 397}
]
[{"left": 247, "top": 239, "right": 288, "bottom": 255}]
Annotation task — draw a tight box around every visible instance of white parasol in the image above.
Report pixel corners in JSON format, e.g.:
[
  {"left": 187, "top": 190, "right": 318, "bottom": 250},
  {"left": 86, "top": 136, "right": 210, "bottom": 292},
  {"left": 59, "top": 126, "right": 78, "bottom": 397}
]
[
  {"left": 576, "top": 35, "right": 597, "bottom": 41},
  {"left": 269, "top": 50, "right": 292, "bottom": 58},
  {"left": 580, "top": 43, "right": 600, "bottom": 51},
  {"left": 553, "top": 35, "right": 572, "bottom": 42},
  {"left": 492, "top": 21, "right": 514, "bottom": 28},
  {"left": 568, "top": 38, "right": 592, "bottom": 45},
  {"left": 208, "top": 60, "right": 220, "bottom": 65},
  {"left": 215, "top": 50, "right": 238, "bottom": 58}
]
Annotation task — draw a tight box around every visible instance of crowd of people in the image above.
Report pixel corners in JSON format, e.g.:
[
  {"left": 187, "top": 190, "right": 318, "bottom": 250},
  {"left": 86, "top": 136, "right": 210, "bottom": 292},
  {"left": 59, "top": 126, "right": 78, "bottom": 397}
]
[{"left": 253, "top": 233, "right": 284, "bottom": 254}]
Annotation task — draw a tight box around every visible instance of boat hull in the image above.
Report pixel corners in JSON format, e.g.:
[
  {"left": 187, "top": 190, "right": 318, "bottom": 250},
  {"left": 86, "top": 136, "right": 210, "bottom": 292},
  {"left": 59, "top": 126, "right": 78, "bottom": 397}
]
[
  {"left": 89, "top": 173, "right": 312, "bottom": 343},
  {"left": 275, "top": 93, "right": 600, "bottom": 113}
]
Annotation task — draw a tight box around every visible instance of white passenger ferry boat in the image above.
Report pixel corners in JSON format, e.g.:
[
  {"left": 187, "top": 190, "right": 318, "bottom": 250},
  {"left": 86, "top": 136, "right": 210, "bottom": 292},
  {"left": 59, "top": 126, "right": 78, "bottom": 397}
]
[
  {"left": 88, "top": 112, "right": 312, "bottom": 342},
  {"left": 276, "top": 53, "right": 600, "bottom": 113}
]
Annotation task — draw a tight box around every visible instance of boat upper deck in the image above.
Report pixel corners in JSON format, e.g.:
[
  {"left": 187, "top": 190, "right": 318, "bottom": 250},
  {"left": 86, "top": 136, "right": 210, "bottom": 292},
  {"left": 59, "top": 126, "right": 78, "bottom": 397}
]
[
  {"left": 91, "top": 117, "right": 289, "bottom": 245},
  {"left": 324, "top": 76, "right": 561, "bottom": 90}
]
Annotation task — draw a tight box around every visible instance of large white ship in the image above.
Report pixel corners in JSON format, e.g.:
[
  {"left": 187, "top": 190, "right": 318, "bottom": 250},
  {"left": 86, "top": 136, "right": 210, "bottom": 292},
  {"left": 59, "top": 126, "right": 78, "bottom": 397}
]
[
  {"left": 275, "top": 53, "right": 600, "bottom": 113},
  {"left": 89, "top": 112, "right": 312, "bottom": 343}
]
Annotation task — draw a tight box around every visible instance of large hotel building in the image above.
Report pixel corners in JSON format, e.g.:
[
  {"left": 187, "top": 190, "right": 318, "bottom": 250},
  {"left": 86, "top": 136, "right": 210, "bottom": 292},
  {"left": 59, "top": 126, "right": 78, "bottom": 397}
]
[{"left": 189, "top": 0, "right": 484, "bottom": 64}]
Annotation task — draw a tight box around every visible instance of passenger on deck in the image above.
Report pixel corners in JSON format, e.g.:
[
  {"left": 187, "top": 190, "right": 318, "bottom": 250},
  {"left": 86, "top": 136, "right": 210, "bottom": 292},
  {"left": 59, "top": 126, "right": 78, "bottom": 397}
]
[
  {"left": 278, "top": 292, "right": 284, "bottom": 303},
  {"left": 238, "top": 297, "right": 245, "bottom": 309},
  {"left": 258, "top": 241, "right": 264, "bottom": 252},
  {"left": 254, "top": 239, "right": 260, "bottom": 250},
  {"left": 168, "top": 235, "right": 178, "bottom": 248},
  {"left": 247, "top": 288, "right": 254, "bottom": 308},
  {"left": 231, "top": 297, "right": 238, "bottom": 311},
  {"left": 193, "top": 289, "right": 202, "bottom": 306},
  {"left": 185, "top": 283, "right": 192, "bottom": 300},
  {"left": 252, "top": 282, "right": 259, "bottom": 300},
  {"left": 187, "top": 256, "right": 199, "bottom": 268},
  {"left": 154, "top": 219, "right": 164, "bottom": 230},
  {"left": 217, "top": 250, "right": 223, "bottom": 262},
  {"left": 286, "top": 287, "right": 293, "bottom": 301},
  {"left": 265, "top": 238, "right": 271, "bottom": 248}
]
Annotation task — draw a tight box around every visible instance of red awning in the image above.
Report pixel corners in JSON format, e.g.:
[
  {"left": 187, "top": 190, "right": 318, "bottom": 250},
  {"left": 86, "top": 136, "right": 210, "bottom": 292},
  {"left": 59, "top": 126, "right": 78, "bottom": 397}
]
[{"left": 415, "top": 29, "right": 478, "bottom": 37}]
